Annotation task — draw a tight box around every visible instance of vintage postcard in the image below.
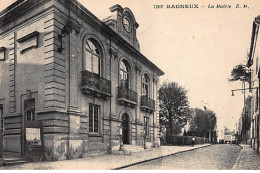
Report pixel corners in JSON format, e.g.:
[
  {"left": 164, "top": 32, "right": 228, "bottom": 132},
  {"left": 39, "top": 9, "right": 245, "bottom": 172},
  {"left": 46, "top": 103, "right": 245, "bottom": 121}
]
[{"left": 0, "top": 0, "right": 260, "bottom": 170}]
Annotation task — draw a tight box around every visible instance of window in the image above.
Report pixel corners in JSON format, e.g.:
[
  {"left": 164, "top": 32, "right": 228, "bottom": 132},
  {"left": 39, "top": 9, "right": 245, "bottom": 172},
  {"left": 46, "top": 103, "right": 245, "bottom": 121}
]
[
  {"left": 89, "top": 103, "right": 100, "bottom": 133},
  {"left": 25, "top": 99, "right": 36, "bottom": 121},
  {"left": 0, "top": 104, "right": 3, "bottom": 133},
  {"left": 144, "top": 117, "right": 150, "bottom": 137},
  {"left": 120, "top": 60, "right": 130, "bottom": 88},
  {"left": 85, "top": 39, "right": 101, "bottom": 75},
  {"left": 142, "top": 74, "right": 149, "bottom": 97}
]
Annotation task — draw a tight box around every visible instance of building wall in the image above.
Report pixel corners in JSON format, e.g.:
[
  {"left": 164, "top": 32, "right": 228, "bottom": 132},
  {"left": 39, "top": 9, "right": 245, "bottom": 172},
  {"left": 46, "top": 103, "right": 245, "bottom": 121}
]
[
  {"left": 248, "top": 16, "right": 260, "bottom": 150},
  {"left": 0, "top": 0, "right": 54, "bottom": 154},
  {"left": 0, "top": 0, "right": 163, "bottom": 161}
]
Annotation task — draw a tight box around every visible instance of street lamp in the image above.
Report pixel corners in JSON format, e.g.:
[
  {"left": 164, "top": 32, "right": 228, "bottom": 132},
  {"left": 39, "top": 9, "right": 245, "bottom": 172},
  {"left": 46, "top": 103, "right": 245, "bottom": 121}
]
[
  {"left": 231, "top": 85, "right": 258, "bottom": 145},
  {"left": 119, "top": 124, "right": 123, "bottom": 151},
  {"left": 231, "top": 87, "right": 258, "bottom": 96}
]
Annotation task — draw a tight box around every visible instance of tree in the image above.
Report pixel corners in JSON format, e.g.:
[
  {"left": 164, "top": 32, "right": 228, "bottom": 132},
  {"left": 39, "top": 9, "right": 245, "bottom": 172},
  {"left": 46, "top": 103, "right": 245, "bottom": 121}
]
[
  {"left": 159, "top": 82, "right": 190, "bottom": 136},
  {"left": 229, "top": 64, "right": 250, "bottom": 83},
  {"left": 183, "top": 129, "right": 187, "bottom": 136},
  {"left": 241, "top": 96, "right": 252, "bottom": 143},
  {"left": 229, "top": 63, "right": 251, "bottom": 143},
  {"left": 189, "top": 108, "right": 217, "bottom": 138}
]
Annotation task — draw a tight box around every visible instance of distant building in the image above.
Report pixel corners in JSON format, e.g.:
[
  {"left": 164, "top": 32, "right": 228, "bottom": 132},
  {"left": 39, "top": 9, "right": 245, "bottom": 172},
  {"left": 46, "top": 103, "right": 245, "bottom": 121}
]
[
  {"left": 0, "top": 0, "right": 164, "bottom": 161},
  {"left": 224, "top": 132, "right": 235, "bottom": 144}
]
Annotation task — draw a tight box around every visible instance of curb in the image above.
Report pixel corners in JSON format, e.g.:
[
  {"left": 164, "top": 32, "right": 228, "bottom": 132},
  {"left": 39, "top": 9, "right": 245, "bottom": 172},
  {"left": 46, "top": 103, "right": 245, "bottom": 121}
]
[
  {"left": 231, "top": 145, "right": 246, "bottom": 170},
  {"left": 112, "top": 144, "right": 212, "bottom": 170}
]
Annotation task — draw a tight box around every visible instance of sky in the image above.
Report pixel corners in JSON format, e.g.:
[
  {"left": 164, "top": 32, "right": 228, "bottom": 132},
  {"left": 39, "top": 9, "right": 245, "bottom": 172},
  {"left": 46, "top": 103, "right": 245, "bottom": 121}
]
[{"left": 1, "top": 0, "right": 260, "bottom": 133}]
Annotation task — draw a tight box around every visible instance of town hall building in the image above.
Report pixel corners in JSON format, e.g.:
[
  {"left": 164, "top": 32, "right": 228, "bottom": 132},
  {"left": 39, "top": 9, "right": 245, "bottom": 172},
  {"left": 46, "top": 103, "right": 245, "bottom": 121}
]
[{"left": 0, "top": 0, "right": 164, "bottom": 161}]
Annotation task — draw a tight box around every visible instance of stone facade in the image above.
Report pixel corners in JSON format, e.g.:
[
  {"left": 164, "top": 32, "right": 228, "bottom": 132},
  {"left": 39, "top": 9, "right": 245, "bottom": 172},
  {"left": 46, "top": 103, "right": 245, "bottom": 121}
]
[
  {"left": 0, "top": 0, "right": 164, "bottom": 161},
  {"left": 247, "top": 15, "right": 260, "bottom": 152}
]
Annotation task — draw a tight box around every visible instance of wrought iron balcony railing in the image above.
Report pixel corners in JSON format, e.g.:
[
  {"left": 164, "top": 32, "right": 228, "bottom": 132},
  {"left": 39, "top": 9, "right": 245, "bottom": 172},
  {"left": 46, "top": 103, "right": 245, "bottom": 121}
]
[
  {"left": 141, "top": 96, "right": 155, "bottom": 112},
  {"left": 81, "top": 70, "right": 112, "bottom": 99},
  {"left": 117, "top": 86, "right": 138, "bottom": 106}
]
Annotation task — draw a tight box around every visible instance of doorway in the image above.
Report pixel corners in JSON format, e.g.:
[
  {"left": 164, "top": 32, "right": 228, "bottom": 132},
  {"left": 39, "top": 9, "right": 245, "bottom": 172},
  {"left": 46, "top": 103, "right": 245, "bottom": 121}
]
[{"left": 122, "top": 113, "right": 130, "bottom": 144}]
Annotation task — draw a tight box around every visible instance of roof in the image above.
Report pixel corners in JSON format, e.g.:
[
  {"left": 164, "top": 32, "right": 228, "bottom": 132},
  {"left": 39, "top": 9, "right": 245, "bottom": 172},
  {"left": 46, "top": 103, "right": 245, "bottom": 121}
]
[
  {"left": 0, "top": 0, "right": 164, "bottom": 76},
  {"left": 247, "top": 15, "right": 260, "bottom": 67}
]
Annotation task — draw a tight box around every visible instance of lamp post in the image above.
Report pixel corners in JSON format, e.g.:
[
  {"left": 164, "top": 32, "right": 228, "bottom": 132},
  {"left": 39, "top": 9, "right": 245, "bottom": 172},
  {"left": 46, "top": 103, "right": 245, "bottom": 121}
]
[
  {"left": 119, "top": 125, "right": 123, "bottom": 151},
  {"left": 231, "top": 85, "right": 258, "bottom": 144}
]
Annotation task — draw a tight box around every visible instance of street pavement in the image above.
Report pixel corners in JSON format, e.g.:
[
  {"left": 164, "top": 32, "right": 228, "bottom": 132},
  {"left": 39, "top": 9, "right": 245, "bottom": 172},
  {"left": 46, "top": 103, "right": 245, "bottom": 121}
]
[
  {"left": 0, "top": 144, "right": 210, "bottom": 170},
  {"left": 235, "top": 144, "right": 260, "bottom": 170},
  {"left": 2, "top": 143, "right": 260, "bottom": 170},
  {"left": 124, "top": 144, "right": 242, "bottom": 170}
]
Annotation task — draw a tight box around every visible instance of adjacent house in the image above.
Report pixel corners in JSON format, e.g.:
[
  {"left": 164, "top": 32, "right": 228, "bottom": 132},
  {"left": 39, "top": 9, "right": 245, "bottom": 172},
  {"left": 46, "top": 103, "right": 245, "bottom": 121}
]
[{"left": 247, "top": 15, "right": 260, "bottom": 153}]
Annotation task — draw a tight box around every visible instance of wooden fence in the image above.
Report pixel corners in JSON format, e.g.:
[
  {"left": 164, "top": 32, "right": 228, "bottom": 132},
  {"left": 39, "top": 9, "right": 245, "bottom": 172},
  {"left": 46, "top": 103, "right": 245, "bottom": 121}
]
[{"left": 163, "top": 135, "right": 209, "bottom": 146}]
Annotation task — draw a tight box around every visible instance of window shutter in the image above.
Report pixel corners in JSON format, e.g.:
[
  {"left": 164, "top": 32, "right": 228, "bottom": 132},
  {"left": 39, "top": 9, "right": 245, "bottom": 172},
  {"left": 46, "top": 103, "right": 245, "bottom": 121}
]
[
  {"left": 89, "top": 104, "right": 93, "bottom": 132},
  {"left": 256, "top": 89, "right": 259, "bottom": 112},
  {"left": 0, "top": 104, "right": 3, "bottom": 132}
]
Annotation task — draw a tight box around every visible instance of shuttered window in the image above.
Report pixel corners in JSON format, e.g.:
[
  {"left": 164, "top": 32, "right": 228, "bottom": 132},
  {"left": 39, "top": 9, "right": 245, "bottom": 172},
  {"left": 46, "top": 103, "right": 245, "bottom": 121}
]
[
  {"left": 25, "top": 99, "right": 36, "bottom": 121},
  {"left": 144, "top": 117, "right": 150, "bottom": 137},
  {"left": 89, "top": 104, "right": 100, "bottom": 133}
]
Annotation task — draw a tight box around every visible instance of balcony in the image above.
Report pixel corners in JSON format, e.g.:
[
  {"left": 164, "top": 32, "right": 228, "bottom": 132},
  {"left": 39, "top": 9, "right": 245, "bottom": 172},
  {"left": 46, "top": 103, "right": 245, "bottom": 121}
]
[
  {"left": 81, "top": 70, "right": 112, "bottom": 99},
  {"left": 141, "top": 96, "right": 155, "bottom": 113},
  {"left": 117, "top": 86, "right": 137, "bottom": 107}
]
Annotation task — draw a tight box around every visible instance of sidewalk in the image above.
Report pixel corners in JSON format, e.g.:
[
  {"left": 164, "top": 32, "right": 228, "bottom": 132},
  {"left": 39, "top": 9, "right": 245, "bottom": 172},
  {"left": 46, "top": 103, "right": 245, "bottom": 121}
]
[
  {"left": 0, "top": 144, "right": 211, "bottom": 170},
  {"left": 234, "top": 144, "right": 260, "bottom": 170}
]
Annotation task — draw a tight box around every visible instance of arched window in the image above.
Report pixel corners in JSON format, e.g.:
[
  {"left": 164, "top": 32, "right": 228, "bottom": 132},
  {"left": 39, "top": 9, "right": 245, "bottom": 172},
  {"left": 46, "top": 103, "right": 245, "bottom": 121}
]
[
  {"left": 142, "top": 74, "right": 149, "bottom": 97},
  {"left": 120, "top": 60, "right": 130, "bottom": 88},
  {"left": 85, "top": 39, "right": 101, "bottom": 75}
]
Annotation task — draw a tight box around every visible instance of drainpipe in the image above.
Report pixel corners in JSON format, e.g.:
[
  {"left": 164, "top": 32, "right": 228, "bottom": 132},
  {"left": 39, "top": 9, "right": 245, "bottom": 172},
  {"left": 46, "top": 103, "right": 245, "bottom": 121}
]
[
  {"left": 109, "top": 38, "right": 112, "bottom": 152},
  {"left": 66, "top": 0, "right": 71, "bottom": 160},
  {"left": 152, "top": 72, "right": 155, "bottom": 147},
  {"left": 257, "top": 24, "right": 260, "bottom": 153},
  {"left": 135, "top": 58, "right": 138, "bottom": 145}
]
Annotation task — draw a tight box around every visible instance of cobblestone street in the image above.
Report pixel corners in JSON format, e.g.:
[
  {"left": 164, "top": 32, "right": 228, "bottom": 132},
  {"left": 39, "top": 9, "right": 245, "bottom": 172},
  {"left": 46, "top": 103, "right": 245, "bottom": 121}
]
[{"left": 124, "top": 144, "right": 242, "bottom": 170}]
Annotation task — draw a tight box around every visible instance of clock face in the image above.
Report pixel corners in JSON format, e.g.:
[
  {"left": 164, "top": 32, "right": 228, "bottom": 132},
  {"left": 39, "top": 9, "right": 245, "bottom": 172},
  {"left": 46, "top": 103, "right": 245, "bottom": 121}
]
[{"left": 123, "top": 16, "right": 132, "bottom": 33}]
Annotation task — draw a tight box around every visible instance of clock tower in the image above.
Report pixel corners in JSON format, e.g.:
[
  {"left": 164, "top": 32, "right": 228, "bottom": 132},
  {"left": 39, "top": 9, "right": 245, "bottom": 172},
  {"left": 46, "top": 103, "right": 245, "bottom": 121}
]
[{"left": 103, "top": 4, "right": 140, "bottom": 51}]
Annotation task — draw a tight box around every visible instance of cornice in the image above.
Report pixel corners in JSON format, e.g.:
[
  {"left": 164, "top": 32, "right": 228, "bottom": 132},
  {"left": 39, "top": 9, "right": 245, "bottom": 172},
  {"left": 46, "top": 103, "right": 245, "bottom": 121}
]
[
  {"left": 248, "top": 22, "right": 259, "bottom": 67},
  {"left": 0, "top": 0, "right": 51, "bottom": 27},
  {"left": 0, "top": 0, "right": 164, "bottom": 76}
]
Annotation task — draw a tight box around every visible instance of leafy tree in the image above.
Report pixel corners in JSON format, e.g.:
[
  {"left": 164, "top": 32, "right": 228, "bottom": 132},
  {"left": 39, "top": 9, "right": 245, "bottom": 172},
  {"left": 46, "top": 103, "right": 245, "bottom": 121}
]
[
  {"left": 241, "top": 96, "right": 252, "bottom": 142},
  {"left": 244, "top": 96, "right": 252, "bottom": 131},
  {"left": 189, "top": 108, "right": 217, "bottom": 137},
  {"left": 183, "top": 129, "right": 187, "bottom": 136},
  {"left": 205, "top": 109, "right": 217, "bottom": 130},
  {"left": 229, "top": 64, "right": 250, "bottom": 83},
  {"left": 229, "top": 63, "right": 252, "bottom": 142},
  {"left": 159, "top": 82, "right": 190, "bottom": 136}
]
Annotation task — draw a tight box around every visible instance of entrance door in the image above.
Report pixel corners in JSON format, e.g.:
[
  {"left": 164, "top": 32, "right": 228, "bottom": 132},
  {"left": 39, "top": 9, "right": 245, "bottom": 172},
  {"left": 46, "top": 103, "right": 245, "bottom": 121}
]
[
  {"left": 122, "top": 114, "right": 130, "bottom": 144},
  {"left": 22, "top": 98, "right": 37, "bottom": 158}
]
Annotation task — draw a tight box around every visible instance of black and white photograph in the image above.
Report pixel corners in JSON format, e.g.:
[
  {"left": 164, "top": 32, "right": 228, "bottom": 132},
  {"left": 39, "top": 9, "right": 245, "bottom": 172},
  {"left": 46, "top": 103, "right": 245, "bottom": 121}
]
[{"left": 0, "top": 0, "right": 260, "bottom": 170}]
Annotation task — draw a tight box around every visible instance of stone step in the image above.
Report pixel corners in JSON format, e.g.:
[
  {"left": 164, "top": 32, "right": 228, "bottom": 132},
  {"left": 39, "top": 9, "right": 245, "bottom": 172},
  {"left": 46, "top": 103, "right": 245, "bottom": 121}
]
[
  {"left": 123, "top": 145, "right": 145, "bottom": 153},
  {"left": 3, "top": 158, "right": 27, "bottom": 166},
  {"left": 112, "top": 145, "right": 145, "bottom": 155}
]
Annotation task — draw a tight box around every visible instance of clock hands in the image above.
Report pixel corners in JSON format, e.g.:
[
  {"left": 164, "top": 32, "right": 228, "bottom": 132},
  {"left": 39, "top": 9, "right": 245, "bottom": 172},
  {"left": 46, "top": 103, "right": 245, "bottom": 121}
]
[{"left": 123, "top": 16, "right": 131, "bottom": 32}]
